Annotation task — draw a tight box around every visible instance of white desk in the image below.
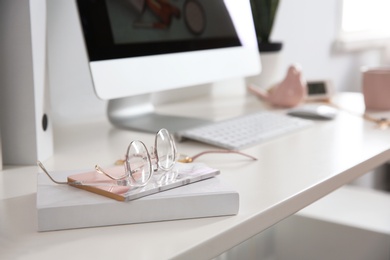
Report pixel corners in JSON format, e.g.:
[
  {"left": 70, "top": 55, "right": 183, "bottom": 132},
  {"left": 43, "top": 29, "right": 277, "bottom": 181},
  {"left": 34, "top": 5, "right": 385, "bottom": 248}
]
[{"left": 1, "top": 92, "right": 390, "bottom": 260}]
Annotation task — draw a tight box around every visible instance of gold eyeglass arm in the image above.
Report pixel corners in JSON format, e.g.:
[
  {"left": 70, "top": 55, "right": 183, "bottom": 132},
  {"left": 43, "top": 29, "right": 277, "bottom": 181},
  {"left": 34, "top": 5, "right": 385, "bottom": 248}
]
[
  {"left": 38, "top": 161, "right": 130, "bottom": 187},
  {"left": 95, "top": 165, "right": 121, "bottom": 180},
  {"left": 37, "top": 161, "right": 69, "bottom": 185},
  {"left": 178, "top": 150, "right": 258, "bottom": 163}
]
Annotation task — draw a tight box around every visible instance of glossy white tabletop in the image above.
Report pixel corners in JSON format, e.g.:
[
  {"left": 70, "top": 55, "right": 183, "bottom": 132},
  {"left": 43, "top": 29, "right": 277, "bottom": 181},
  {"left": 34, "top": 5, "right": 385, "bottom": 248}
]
[{"left": 1, "top": 92, "right": 390, "bottom": 260}]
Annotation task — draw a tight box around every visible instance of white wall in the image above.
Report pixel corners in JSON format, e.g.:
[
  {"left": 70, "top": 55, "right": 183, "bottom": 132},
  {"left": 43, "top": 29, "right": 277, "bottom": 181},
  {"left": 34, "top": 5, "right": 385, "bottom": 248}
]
[
  {"left": 48, "top": 0, "right": 386, "bottom": 125},
  {"left": 271, "top": 0, "right": 385, "bottom": 93}
]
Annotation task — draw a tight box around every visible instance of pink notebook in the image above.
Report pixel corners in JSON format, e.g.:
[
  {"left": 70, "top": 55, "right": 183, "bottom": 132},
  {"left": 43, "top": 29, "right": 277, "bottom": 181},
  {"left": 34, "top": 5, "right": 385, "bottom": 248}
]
[{"left": 67, "top": 163, "right": 220, "bottom": 201}]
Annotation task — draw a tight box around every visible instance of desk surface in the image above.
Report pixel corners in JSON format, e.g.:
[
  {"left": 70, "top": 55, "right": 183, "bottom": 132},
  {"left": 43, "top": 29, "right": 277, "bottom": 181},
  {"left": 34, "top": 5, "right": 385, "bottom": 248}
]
[{"left": 1, "top": 92, "right": 390, "bottom": 260}]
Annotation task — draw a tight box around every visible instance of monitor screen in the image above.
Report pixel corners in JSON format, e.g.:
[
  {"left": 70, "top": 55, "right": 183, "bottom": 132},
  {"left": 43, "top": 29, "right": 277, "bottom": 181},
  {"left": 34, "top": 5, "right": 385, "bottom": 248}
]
[
  {"left": 78, "top": 0, "right": 242, "bottom": 60},
  {"left": 75, "top": 0, "right": 260, "bottom": 132}
]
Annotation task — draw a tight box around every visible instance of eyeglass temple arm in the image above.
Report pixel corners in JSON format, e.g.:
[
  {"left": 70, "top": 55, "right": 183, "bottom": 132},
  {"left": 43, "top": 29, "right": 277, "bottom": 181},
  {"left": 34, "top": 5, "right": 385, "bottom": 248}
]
[
  {"left": 95, "top": 165, "right": 117, "bottom": 180},
  {"left": 37, "top": 161, "right": 69, "bottom": 185},
  {"left": 95, "top": 165, "right": 130, "bottom": 181},
  {"left": 38, "top": 161, "right": 131, "bottom": 187},
  {"left": 179, "top": 150, "right": 258, "bottom": 163}
]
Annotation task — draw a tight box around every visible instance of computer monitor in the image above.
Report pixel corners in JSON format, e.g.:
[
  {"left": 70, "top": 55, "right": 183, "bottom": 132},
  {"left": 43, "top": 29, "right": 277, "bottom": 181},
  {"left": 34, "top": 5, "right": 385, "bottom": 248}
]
[{"left": 75, "top": 0, "right": 261, "bottom": 133}]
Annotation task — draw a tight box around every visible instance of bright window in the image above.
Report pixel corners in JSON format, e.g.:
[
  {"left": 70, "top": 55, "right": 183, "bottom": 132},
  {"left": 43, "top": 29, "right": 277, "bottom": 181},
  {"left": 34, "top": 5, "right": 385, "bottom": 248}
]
[{"left": 338, "top": 0, "right": 390, "bottom": 51}]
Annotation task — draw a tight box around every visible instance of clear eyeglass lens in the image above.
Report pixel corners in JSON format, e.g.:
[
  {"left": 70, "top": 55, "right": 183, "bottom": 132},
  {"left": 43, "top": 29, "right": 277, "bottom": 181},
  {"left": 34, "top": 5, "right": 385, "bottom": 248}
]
[
  {"left": 155, "top": 128, "right": 176, "bottom": 171},
  {"left": 125, "top": 140, "right": 152, "bottom": 186}
]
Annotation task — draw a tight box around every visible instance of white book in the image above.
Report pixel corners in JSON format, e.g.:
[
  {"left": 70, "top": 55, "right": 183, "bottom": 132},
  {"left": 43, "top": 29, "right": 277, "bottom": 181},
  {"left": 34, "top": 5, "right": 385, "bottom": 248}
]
[{"left": 36, "top": 163, "right": 239, "bottom": 231}]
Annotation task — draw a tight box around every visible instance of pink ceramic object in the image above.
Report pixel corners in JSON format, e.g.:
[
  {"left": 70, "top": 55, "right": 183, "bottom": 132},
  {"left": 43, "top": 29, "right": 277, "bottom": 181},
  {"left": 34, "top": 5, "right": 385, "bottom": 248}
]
[
  {"left": 362, "top": 67, "right": 390, "bottom": 111},
  {"left": 248, "top": 64, "right": 307, "bottom": 108}
]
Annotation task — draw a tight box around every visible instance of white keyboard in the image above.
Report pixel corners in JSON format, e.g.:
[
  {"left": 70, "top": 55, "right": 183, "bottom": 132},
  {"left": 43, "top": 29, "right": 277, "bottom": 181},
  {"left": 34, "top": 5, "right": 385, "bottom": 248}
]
[{"left": 177, "top": 111, "right": 314, "bottom": 150}]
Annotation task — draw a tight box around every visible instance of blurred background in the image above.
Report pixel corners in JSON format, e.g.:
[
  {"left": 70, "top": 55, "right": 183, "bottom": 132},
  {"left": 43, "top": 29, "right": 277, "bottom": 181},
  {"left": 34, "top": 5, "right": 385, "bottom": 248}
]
[{"left": 47, "top": 0, "right": 390, "bottom": 125}]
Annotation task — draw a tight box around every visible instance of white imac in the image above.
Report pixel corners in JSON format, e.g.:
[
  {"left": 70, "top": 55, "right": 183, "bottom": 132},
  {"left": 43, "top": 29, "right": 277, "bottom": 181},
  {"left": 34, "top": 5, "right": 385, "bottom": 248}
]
[{"left": 75, "top": 0, "right": 261, "bottom": 133}]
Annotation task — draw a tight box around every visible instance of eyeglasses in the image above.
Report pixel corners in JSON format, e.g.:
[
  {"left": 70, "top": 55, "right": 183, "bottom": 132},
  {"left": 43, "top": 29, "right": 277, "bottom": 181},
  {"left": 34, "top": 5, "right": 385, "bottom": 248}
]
[
  {"left": 96, "top": 128, "right": 177, "bottom": 187},
  {"left": 38, "top": 128, "right": 259, "bottom": 188},
  {"left": 38, "top": 128, "right": 177, "bottom": 188}
]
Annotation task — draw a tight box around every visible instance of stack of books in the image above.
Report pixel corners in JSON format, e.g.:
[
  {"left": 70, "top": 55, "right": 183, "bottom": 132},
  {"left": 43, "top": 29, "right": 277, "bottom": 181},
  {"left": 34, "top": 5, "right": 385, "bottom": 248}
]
[{"left": 36, "top": 163, "right": 239, "bottom": 231}]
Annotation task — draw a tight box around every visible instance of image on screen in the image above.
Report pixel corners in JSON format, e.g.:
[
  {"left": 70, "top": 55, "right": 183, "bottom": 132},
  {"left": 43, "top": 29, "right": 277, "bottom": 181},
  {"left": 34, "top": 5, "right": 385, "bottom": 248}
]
[{"left": 77, "top": 0, "right": 242, "bottom": 61}]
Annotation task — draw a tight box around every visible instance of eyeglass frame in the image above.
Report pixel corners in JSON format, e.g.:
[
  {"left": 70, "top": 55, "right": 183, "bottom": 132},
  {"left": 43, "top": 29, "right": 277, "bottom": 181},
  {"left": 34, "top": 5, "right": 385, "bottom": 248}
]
[
  {"left": 38, "top": 128, "right": 259, "bottom": 188},
  {"left": 95, "top": 128, "right": 177, "bottom": 187}
]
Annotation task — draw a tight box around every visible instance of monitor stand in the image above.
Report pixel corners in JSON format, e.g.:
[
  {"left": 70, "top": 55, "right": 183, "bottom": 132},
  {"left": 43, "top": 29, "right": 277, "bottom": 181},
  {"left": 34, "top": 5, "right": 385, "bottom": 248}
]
[{"left": 107, "top": 94, "right": 211, "bottom": 133}]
